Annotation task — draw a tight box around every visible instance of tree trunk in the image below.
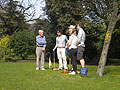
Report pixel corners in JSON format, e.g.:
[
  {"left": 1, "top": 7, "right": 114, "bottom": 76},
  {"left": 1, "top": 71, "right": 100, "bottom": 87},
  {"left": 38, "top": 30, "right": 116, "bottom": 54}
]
[{"left": 96, "top": 1, "right": 118, "bottom": 77}]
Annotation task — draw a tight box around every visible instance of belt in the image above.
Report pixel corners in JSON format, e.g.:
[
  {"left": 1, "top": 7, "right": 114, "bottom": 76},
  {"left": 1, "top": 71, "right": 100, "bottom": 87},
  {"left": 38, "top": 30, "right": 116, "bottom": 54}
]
[
  {"left": 57, "top": 47, "right": 65, "bottom": 48},
  {"left": 37, "top": 46, "right": 43, "bottom": 47}
]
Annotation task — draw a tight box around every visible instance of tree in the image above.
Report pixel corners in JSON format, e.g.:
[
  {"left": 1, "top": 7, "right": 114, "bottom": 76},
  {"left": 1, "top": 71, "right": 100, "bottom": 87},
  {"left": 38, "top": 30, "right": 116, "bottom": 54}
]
[
  {"left": 108, "top": 25, "right": 120, "bottom": 59},
  {"left": 0, "top": 0, "right": 39, "bottom": 35},
  {"left": 45, "top": 0, "right": 106, "bottom": 62},
  {"left": 0, "top": 0, "right": 26, "bottom": 35},
  {"left": 45, "top": 0, "right": 120, "bottom": 77},
  {"left": 45, "top": 0, "right": 86, "bottom": 33},
  {"left": 96, "top": 0, "right": 120, "bottom": 77},
  {"left": 8, "top": 30, "right": 36, "bottom": 60}
]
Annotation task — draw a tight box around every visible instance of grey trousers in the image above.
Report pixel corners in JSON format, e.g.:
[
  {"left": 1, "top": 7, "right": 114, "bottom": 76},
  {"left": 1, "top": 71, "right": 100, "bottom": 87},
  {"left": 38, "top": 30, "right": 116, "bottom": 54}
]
[{"left": 36, "top": 47, "right": 45, "bottom": 68}]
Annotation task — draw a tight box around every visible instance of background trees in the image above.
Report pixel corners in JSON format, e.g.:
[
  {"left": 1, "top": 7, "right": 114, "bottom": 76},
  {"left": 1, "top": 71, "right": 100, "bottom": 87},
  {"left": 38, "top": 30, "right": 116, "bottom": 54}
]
[
  {"left": 45, "top": 0, "right": 120, "bottom": 76},
  {"left": 0, "top": 0, "right": 28, "bottom": 35},
  {"left": 45, "top": 0, "right": 107, "bottom": 63},
  {"left": 8, "top": 30, "right": 36, "bottom": 60},
  {"left": 96, "top": 0, "right": 120, "bottom": 77},
  {"left": 0, "top": 0, "right": 120, "bottom": 76},
  {"left": 0, "top": 0, "right": 39, "bottom": 61}
]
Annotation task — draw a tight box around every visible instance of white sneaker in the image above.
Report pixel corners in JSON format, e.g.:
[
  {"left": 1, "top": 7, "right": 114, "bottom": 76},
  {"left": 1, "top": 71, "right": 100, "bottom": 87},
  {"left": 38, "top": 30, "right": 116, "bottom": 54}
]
[
  {"left": 58, "top": 68, "right": 62, "bottom": 70},
  {"left": 77, "top": 71, "right": 80, "bottom": 74},
  {"left": 69, "top": 71, "right": 76, "bottom": 75},
  {"left": 36, "top": 67, "right": 39, "bottom": 70},
  {"left": 64, "top": 67, "right": 68, "bottom": 70},
  {"left": 41, "top": 68, "right": 45, "bottom": 70}
]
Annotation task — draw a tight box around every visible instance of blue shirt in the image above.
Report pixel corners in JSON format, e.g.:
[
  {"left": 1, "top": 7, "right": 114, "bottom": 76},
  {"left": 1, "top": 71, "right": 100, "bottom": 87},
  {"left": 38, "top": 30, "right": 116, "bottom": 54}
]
[{"left": 36, "top": 35, "right": 46, "bottom": 48}]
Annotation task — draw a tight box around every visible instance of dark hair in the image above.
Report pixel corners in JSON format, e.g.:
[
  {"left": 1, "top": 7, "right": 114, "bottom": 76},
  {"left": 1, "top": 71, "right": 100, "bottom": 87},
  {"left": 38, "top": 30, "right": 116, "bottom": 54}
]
[
  {"left": 57, "top": 29, "right": 63, "bottom": 33},
  {"left": 78, "top": 23, "right": 83, "bottom": 28}
]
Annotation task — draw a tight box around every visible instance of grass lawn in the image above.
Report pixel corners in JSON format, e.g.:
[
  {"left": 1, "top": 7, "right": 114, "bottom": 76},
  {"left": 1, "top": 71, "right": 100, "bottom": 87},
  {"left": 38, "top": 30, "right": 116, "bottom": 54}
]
[{"left": 0, "top": 62, "right": 120, "bottom": 90}]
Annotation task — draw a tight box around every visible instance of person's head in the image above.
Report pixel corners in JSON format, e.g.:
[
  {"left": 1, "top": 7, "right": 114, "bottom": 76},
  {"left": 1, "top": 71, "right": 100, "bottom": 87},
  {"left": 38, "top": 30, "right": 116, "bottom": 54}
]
[
  {"left": 77, "top": 23, "right": 83, "bottom": 30},
  {"left": 57, "top": 29, "right": 62, "bottom": 36},
  {"left": 68, "top": 25, "right": 75, "bottom": 35},
  {"left": 38, "top": 30, "right": 44, "bottom": 37}
]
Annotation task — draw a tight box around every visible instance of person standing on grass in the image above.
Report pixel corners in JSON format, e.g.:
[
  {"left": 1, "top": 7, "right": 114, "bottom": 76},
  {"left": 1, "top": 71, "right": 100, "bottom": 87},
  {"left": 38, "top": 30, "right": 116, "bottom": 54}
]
[
  {"left": 53, "top": 29, "right": 68, "bottom": 70},
  {"left": 77, "top": 23, "right": 86, "bottom": 68},
  {"left": 36, "top": 30, "right": 46, "bottom": 70},
  {"left": 66, "top": 25, "right": 78, "bottom": 75}
]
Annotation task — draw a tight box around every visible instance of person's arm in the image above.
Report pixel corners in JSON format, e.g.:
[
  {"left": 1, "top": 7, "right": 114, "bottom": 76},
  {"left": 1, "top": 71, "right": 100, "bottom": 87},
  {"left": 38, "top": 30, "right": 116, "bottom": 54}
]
[
  {"left": 77, "top": 40, "right": 79, "bottom": 47},
  {"left": 77, "top": 30, "right": 82, "bottom": 43},
  {"left": 65, "top": 35, "right": 68, "bottom": 42},
  {"left": 36, "top": 36, "right": 39, "bottom": 45},
  {"left": 42, "top": 36, "right": 46, "bottom": 51},
  {"left": 53, "top": 45, "right": 57, "bottom": 51},
  {"left": 66, "top": 36, "right": 74, "bottom": 48},
  {"left": 43, "top": 36, "right": 46, "bottom": 48},
  {"left": 53, "top": 37, "right": 57, "bottom": 51}
]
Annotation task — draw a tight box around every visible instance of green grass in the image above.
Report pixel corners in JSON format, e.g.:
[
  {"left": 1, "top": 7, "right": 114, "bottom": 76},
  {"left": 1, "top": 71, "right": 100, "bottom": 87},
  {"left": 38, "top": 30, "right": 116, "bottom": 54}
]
[{"left": 0, "top": 62, "right": 120, "bottom": 90}]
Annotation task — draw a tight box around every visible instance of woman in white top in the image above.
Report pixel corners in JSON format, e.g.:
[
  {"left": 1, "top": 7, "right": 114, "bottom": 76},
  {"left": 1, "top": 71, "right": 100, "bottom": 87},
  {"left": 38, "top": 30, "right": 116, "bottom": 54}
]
[{"left": 66, "top": 25, "right": 77, "bottom": 75}]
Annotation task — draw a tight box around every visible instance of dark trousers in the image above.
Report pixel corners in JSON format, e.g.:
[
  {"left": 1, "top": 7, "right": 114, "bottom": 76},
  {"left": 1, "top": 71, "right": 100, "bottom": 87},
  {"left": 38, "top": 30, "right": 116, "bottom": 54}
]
[{"left": 69, "top": 48, "right": 77, "bottom": 72}]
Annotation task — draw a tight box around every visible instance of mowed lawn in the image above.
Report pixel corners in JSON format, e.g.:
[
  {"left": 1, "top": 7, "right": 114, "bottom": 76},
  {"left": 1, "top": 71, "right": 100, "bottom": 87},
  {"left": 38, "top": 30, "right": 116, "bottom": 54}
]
[{"left": 0, "top": 62, "right": 120, "bottom": 90}]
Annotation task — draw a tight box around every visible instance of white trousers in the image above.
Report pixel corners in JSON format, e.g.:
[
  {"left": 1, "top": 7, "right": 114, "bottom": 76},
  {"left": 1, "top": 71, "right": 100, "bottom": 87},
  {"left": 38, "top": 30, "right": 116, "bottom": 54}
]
[{"left": 57, "top": 48, "right": 67, "bottom": 69}]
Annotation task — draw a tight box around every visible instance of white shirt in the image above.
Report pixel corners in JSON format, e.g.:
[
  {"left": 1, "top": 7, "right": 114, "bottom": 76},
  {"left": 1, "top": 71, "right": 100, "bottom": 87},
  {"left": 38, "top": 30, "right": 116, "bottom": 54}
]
[
  {"left": 56, "top": 35, "right": 68, "bottom": 47},
  {"left": 77, "top": 28, "right": 85, "bottom": 47},
  {"left": 69, "top": 34, "right": 77, "bottom": 50}
]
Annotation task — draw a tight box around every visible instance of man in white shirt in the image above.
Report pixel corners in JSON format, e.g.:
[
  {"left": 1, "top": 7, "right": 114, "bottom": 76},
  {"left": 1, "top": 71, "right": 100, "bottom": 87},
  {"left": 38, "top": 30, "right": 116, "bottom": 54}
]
[
  {"left": 77, "top": 23, "right": 86, "bottom": 68},
  {"left": 53, "top": 29, "right": 68, "bottom": 70}
]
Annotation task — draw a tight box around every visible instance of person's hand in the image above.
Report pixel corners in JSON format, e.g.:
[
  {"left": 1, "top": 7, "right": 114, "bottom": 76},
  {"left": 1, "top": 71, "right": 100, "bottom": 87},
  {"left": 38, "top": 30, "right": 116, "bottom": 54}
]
[
  {"left": 42, "top": 48, "right": 45, "bottom": 51},
  {"left": 77, "top": 40, "right": 79, "bottom": 46},
  {"left": 65, "top": 46, "right": 68, "bottom": 49},
  {"left": 53, "top": 48, "right": 55, "bottom": 51}
]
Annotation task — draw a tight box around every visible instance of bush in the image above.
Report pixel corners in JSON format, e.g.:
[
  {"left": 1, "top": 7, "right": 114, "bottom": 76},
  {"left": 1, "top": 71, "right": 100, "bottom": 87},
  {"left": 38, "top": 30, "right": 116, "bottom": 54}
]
[
  {"left": 0, "top": 35, "right": 15, "bottom": 62},
  {"left": 8, "top": 30, "right": 36, "bottom": 60}
]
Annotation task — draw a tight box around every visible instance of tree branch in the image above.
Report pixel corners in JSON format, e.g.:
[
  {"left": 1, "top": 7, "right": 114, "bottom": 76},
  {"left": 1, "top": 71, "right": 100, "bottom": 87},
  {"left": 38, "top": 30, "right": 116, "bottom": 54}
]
[{"left": 117, "top": 13, "right": 120, "bottom": 21}]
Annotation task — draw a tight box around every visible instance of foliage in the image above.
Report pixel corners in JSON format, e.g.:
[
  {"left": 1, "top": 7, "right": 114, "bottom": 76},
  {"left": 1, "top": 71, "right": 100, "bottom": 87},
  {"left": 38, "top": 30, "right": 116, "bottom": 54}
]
[
  {"left": 45, "top": 0, "right": 86, "bottom": 32},
  {"left": 45, "top": 0, "right": 107, "bottom": 62},
  {"left": 96, "top": 0, "right": 120, "bottom": 76},
  {"left": 0, "top": 0, "right": 29, "bottom": 35},
  {"left": 8, "top": 30, "right": 36, "bottom": 60},
  {"left": 108, "top": 27, "right": 120, "bottom": 58},
  {"left": 45, "top": 0, "right": 120, "bottom": 65},
  {"left": 0, "top": 35, "right": 15, "bottom": 61}
]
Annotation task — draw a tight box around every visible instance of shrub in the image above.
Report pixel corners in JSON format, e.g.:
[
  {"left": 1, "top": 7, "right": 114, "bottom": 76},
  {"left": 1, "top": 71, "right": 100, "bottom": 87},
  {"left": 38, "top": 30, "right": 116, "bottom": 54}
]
[
  {"left": 8, "top": 30, "right": 36, "bottom": 60},
  {"left": 0, "top": 35, "right": 15, "bottom": 62}
]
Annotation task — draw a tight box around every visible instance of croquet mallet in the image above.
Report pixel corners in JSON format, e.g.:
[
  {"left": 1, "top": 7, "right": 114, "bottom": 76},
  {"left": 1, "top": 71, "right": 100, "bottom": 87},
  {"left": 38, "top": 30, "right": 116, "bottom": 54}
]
[{"left": 52, "top": 51, "right": 59, "bottom": 70}]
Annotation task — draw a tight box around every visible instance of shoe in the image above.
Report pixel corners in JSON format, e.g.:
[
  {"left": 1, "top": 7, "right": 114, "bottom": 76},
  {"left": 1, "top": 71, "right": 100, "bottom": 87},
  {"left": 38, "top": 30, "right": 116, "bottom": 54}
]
[
  {"left": 58, "top": 68, "right": 62, "bottom": 70},
  {"left": 64, "top": 67, "right": 68, "bottom": 70},
  {"left": 63, "top": 68, "right": 68, "bottom": 71},
  {"left": 41, "top": 68, "right": 45, "bottom": 70},
  {"left": 76, "top": 70, "right": 80, "bottom": 74},
  {"left": 69, "top": 71, "right": 76, "bottom": 75},
  {"left": 77, "top": 71, "right": 80, "bottom": 74},
  {"left": 36, "top": 67, "right": 39, "bottom": 70}
]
